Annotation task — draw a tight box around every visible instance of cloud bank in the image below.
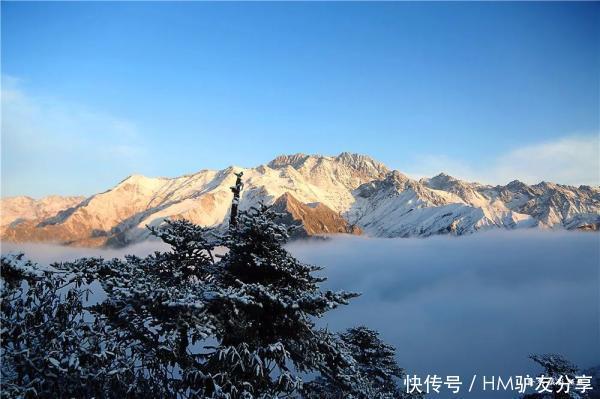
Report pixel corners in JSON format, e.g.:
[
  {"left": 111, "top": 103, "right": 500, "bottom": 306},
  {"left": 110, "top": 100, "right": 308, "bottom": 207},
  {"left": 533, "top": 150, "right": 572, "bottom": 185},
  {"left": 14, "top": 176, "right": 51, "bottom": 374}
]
[
  {"left": 288, "top": 231, "right": 599, "bottom": 397},
  {"left": 0, "top": 240, "right": 169, "bottom": 265},
  {"left": 405, "top": 134, "right": 599, "bottom": 187},
  {"left": 494, "top": 135, "right": 599, "bottom": 186}
]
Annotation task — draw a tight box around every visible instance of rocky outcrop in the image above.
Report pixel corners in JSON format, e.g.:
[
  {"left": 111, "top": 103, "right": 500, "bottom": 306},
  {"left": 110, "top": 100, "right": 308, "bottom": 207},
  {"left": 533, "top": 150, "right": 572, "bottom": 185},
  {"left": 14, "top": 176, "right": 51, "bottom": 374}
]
[{"left": 272, "top": 193, "right": 361, "bottom": 239}]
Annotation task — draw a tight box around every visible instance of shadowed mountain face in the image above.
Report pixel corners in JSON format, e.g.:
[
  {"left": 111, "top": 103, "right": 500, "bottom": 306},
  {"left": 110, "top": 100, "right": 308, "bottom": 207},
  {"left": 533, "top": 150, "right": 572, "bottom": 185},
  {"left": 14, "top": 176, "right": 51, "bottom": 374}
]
[
  {"left": 1, "top": 152, "right": 598, "bottom": 247},
  {"left": 272, "top": 192, "right": 362, "bottom": 239}
]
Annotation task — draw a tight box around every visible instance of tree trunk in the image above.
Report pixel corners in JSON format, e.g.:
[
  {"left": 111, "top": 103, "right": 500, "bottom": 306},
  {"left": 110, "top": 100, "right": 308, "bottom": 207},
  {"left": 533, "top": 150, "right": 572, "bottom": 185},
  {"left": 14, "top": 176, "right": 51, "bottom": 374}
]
[{"left": 229, "top": 171, "right": 244, "bottom": 228}]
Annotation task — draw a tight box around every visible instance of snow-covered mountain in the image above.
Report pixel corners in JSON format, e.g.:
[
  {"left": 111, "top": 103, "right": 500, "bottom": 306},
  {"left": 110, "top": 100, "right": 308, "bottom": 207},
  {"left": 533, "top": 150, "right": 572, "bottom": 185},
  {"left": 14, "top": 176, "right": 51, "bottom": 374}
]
[
  {"left": 1, "top": 152, "right": 598, "bottom": 246},
  {"left": 1, "top": 195, "right": 85, "bottom": 234}
]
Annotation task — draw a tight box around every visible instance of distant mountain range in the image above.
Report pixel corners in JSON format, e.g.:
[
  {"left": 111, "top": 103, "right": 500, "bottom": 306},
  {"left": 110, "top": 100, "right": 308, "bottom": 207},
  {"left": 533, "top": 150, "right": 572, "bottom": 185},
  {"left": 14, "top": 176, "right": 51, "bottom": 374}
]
[{"left": 1, "top": 152, "right": 598, "bottom": 247}]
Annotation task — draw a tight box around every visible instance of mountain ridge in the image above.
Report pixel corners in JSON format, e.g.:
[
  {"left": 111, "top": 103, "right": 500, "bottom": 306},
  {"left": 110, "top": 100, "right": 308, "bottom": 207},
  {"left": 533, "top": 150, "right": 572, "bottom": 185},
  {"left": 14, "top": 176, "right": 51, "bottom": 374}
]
[{"left": 1, "top": 152, "right": 598, "bottom": 246}]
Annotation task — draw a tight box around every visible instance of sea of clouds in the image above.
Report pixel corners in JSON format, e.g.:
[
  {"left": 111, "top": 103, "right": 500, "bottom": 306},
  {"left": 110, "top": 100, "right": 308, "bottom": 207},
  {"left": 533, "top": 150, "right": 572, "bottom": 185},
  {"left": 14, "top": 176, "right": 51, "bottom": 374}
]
[
  {"left": 289, "top": 230, "right": 600, "bottom": 397},
  {"left": 2, "top": 230, "right": 598, "bottom": 398}
]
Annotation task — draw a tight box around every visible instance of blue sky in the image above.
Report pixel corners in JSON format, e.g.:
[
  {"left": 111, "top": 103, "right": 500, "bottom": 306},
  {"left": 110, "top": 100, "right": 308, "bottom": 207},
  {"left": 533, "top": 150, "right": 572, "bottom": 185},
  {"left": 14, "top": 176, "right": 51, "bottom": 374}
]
[{"left": 2, "top": 2, "right": 599, "bottom": 197}]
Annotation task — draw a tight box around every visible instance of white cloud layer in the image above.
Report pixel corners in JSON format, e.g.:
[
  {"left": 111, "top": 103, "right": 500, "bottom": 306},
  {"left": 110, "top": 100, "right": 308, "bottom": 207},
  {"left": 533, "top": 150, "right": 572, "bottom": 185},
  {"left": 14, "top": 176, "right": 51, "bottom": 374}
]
[
  {"left": 405, "top": 134, "right": 600, "bottom": 187},
  {"left": 493, "top": 135, "right": 599, "bottom": 186},
  {"left": 289, "top": 232, "right": 600, "bottom": 391}
]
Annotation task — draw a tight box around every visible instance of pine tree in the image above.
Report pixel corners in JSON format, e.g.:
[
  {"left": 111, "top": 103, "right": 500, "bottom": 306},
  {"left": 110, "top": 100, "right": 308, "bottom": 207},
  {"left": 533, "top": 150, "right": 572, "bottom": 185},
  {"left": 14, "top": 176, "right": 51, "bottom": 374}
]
[
  {"left": 523, "top": 353, "right": 585, "bottom": 399},
  {"left": 303, "top": 326, "right": 413, "bottom": 399},
  {"left": 198, "top": 203, "right": 360, "bottom": 397},
  {"left": 56, "top": 219, "right": 221, "bottom": 397},
  {"left": 52, "top": 201, "right": 361, "bottom": 398},
  {"left": 0, "top": 253, "right": 154, "bottom": 398},
  {"left": 529, "top": 354, "right": 578, "bottom": 379}
]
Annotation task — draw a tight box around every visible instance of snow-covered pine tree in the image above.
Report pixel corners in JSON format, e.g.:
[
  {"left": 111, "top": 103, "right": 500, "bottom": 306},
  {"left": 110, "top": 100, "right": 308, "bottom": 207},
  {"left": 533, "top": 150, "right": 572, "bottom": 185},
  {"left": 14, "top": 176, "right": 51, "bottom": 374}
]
[
  {"left": 197, "top": 203, "right": 361, "bottom": 397},
  {"left": 54, "top": 202, "right": 361, "bottom": 398},
  {"left": 0, "top": 253, "right": 152, "bottom": 398},
  {"left": 523, "top": 353, "right": 586, "bottom": 399},
  {"left": 56, "top": 219, "right": 221, "bottom": 397},
  {"left": 229, "top": 171, "right": 244, "bottom": 228},
  {"left": 529, "top": 354, "right": 578, "bottom": 379},
  {"left": 302, "top": 326, "right": 414, "bottom": 399}
]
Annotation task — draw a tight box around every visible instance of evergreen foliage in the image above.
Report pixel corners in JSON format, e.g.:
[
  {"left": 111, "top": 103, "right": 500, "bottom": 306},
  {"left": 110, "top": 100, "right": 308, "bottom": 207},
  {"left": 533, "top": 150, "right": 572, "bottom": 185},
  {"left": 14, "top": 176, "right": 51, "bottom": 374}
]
[
  {"left": 1, "top": 202, "right": 406, "bottom": 398},
  {"left": 523, "top": 353, "right": 587, "bottom": 399},
  {"left": 303, "top": 326, "right": 412, "bottom": 399}
]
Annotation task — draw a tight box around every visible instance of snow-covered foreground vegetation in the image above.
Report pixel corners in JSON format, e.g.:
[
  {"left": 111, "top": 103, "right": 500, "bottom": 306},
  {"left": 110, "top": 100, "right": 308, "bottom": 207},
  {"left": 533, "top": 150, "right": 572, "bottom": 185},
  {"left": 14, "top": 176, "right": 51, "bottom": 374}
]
[
  {"left": 2, "top": 230, "right": 598, "bottom": 398},
  {"left": 1, "top": 208, "right": 402, "bottom": 398}
]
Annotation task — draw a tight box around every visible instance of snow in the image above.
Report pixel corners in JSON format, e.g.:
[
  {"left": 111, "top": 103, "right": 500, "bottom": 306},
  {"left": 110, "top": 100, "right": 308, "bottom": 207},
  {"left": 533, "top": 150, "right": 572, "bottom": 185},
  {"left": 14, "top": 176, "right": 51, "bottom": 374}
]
[
  {"left": 2, "top": 153, "right": 598, "bottom": 245},
  {"left": 0, "top": 195, "right": 84, "bottom": 232}
]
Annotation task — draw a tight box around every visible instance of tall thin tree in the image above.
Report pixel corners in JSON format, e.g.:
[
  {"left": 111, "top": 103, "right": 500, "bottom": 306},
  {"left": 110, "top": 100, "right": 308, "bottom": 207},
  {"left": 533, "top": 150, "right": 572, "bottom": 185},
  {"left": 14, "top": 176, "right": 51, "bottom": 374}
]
[{"left": 229, "top": 171, "right": 244, "bottom": 228}]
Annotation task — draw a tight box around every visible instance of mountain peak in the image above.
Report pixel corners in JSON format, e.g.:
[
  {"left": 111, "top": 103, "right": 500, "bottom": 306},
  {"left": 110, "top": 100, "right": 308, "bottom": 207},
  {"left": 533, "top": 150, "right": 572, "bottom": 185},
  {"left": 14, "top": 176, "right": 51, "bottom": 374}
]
[
  {"left": 505, "top": 179, "right": 527, "bottom": 190},
  {"left": 426, "top": 173, "right": 460, "bottom": 190},
  {"left": 334, "top": 152, "right": 388, "bottom": 172},
  {"left": 267, "top": 153, "right": 310, "bottom": 169},
  {"left": 335, "top": 151, "right": 373, "bottom": 162},
  {"left": 267, "top": 152, "right": 389, "bottom": 177},
  {"left": 117, "top": 173, "right": 167, "bottom": 186}
]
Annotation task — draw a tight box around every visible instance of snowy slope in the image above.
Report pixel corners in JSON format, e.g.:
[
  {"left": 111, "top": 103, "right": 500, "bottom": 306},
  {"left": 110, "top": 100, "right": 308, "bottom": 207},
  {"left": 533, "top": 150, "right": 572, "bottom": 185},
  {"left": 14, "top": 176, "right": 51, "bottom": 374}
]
[
  {"left": 0, "top": 195, "right": 85, "bottom": 233},
  {"left": 350, "top": 172, "right": 538, "bottom": 237},
  {"left": 1, "top": 153, "right": 598, "bottom": 246}
]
